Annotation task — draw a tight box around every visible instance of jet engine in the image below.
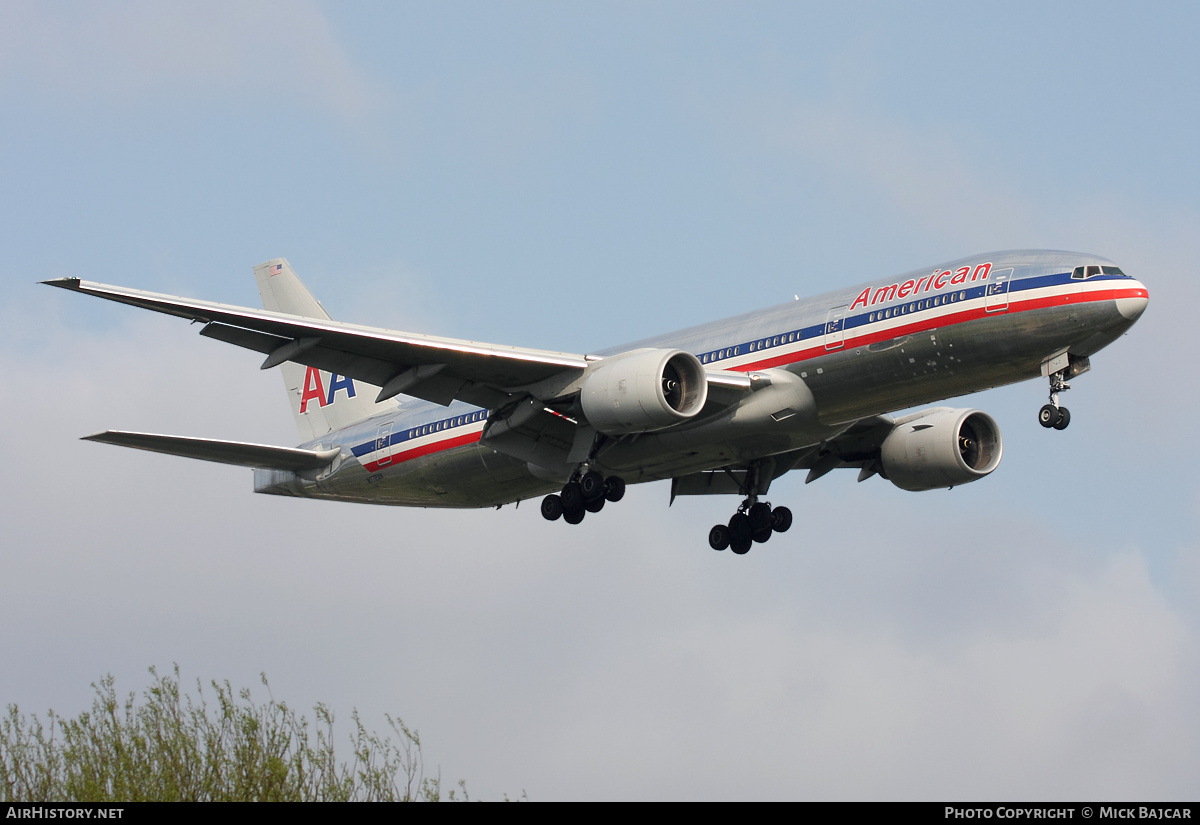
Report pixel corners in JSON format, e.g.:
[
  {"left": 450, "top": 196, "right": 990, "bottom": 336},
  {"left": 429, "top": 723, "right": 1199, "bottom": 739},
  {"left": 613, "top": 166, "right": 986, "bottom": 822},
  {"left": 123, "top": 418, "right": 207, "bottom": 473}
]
[
  {"left": 879, "top": 408, "right": 1002, "bottom": 491},
  {"left": 580, "top": 348, "right": 708, "bottom": 435}
]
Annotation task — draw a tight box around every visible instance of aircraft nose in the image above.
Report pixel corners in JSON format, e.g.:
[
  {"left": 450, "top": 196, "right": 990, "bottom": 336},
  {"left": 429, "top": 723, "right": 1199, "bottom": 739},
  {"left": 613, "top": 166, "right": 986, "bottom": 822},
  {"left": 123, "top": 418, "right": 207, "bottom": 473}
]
[{"left": 1116, "top": 280, "right": 1149, "bottom": 321}]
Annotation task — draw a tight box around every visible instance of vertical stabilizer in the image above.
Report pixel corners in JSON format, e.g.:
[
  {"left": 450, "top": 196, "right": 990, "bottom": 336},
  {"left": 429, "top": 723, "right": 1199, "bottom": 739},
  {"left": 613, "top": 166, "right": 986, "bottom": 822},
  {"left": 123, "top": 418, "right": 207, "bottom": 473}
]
[{"left": 254, "top": 259, "right": 394, "bottom": 441}]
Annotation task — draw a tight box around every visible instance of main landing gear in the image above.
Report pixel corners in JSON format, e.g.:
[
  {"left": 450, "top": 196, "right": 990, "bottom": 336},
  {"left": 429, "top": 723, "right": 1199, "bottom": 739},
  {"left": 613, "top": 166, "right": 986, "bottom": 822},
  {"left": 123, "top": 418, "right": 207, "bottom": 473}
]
[
  {"left": 1038, "top": 369, "right": 1072, "bottom": 430},
  {"left": 707, "top": 499, "right": 792, "bottom": 555},
  {"left": 540, "top": 470, "right": 626, "bottom": 526}
]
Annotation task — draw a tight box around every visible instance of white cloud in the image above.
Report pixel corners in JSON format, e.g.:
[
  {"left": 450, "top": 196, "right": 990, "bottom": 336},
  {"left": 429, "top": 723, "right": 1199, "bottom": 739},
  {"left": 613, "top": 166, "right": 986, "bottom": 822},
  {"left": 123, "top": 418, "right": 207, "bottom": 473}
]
[
  {"left": 766, "top": 104, "right": 1038, "bottom": 249},
  {"left": 0, "top": 0, "right": 376, "bottom": 117},
  {"left": 470, "top": 538, "right": 1198, "bottom": 800}
]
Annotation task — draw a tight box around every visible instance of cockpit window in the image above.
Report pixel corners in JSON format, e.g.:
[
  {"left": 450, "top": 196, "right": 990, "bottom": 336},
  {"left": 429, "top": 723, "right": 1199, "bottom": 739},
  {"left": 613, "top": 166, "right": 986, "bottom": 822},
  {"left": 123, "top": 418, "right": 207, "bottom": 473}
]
[{"left": 1072, "top": 264, "right": 1123, "bottom": 279}]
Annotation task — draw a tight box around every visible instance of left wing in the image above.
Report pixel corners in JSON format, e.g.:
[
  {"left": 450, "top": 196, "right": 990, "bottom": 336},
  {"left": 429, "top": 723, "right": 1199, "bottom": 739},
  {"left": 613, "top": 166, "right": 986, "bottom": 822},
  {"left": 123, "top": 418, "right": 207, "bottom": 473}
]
[{"left": 44, "top": 278, "right": 589, "bottom": 409}]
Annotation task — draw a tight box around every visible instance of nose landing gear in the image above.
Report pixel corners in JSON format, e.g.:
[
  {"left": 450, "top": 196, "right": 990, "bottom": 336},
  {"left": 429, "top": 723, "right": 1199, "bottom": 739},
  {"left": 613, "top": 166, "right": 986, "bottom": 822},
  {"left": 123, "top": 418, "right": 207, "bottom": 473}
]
[
  {"left": 708, "top": 498, "right": 792, "bottom": 554},
  {"left": 1038, "top": 369, "right": 1072, "bottom": 430}
]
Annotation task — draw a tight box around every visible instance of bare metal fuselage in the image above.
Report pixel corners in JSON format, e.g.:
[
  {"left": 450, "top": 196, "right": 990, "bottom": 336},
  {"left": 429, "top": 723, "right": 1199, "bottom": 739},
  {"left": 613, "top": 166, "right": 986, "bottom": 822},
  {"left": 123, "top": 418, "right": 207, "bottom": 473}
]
[{"left": 253, "top": 250, "right": 1148, "bottom": 507}]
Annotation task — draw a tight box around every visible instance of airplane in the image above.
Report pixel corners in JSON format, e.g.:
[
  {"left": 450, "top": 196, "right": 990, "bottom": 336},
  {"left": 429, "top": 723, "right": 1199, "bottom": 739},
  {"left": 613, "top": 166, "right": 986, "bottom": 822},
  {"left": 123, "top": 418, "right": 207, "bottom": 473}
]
[{"left": 44, "top": 250, "right": 1148, "bottom": 555}]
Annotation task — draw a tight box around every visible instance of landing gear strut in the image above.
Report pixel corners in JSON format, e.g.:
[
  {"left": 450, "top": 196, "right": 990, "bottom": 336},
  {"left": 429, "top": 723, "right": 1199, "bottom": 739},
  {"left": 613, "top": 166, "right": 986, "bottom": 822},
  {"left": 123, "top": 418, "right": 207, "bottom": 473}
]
[
  {"left": 1038, "top": 369, "right": 1072, "bottom": 430},
  {"left": 540, "top": 468, "right": 626, "bottom": 526}
]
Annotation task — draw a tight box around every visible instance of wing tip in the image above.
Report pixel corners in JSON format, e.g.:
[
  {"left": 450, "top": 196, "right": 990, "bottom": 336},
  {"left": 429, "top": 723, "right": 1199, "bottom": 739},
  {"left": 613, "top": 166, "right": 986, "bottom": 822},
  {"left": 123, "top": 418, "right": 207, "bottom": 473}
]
[{"left": 41, "top": 277, "right": 82, "bottom": 290}]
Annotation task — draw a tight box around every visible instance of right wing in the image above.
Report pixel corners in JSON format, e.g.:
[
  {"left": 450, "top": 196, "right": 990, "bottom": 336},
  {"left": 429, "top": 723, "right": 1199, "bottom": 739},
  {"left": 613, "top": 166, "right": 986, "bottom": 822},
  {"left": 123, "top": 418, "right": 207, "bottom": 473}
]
[
  {"left": 82, "top": 431, "right": 341, "bottom": 472},
  {"left": 669, "top": 414, "right": 897, "bottom": 499}
]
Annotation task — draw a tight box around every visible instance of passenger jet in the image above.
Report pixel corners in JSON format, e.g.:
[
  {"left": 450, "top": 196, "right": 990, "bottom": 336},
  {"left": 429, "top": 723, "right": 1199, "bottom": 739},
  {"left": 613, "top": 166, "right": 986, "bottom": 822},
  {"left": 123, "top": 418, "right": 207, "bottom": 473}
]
[{"left": 45, "top": 250, "right": 1148, "bottom": 554}]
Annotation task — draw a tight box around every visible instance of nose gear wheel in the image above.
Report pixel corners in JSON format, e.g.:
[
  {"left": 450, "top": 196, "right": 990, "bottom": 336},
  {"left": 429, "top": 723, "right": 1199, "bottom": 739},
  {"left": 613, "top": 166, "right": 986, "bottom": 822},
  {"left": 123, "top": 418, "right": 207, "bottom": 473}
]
[{"left": 1038, "top": 369, "right": 1072, "bottom": 430}]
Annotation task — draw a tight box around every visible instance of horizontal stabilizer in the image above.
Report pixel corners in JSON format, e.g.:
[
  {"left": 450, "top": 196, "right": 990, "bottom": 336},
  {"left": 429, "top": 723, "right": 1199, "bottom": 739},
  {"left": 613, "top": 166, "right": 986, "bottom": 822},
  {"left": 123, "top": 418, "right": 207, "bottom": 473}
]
[{"left": 82, "top": 431, "right": 340, "bottom": 472}]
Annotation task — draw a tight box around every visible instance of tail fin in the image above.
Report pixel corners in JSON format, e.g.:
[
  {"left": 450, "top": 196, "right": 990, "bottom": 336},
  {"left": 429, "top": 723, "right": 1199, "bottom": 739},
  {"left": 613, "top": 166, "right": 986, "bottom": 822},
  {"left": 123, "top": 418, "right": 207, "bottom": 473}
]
[{"left": 254, "top": 259, "right": 393, "bottom": 441}]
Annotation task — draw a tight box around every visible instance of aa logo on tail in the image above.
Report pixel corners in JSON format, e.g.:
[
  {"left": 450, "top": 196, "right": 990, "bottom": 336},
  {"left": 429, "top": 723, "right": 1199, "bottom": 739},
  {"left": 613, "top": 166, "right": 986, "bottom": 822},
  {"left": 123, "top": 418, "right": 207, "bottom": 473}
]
[{"left": 299, "top": 366, "right": 357, "bottom": 413}]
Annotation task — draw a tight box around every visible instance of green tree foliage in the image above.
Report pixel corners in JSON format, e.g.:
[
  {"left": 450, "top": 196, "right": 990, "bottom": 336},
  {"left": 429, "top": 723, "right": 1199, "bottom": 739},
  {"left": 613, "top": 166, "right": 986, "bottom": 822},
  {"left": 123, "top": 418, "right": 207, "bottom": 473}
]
[{"left": 0, "top": 666, "right": 465, "bottom": 801}]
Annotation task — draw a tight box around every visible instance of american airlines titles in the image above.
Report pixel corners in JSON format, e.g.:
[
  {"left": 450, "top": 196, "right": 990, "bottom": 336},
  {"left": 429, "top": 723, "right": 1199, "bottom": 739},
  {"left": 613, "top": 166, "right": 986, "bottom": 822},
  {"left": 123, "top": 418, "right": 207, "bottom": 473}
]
[{"left": 850, "top": 262, "right": 992, "bottom": 311}]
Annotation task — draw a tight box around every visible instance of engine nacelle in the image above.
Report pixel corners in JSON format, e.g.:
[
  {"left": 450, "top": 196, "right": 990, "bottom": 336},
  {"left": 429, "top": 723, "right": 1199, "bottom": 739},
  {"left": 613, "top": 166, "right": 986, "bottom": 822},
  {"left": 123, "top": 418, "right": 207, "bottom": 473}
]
[
  {"left": 580, "top": 348, "right": 708, "bottom": 435},
  {"left": 879, "top": 408, "right": 1003, "bottom": 491}
]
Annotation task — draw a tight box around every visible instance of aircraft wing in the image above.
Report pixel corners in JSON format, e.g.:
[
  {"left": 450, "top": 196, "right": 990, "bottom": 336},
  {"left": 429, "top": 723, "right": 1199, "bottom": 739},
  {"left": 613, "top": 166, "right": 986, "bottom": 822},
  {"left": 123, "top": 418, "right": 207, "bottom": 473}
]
[
  {"left": 44, "top": 278, "right": 590, "bottom": 409},
  {"left": 83, "top": 431, "right": 341, "bottom": 472},
  {"left": 669, "top": 414, "right": 897, "bottom": 498}
]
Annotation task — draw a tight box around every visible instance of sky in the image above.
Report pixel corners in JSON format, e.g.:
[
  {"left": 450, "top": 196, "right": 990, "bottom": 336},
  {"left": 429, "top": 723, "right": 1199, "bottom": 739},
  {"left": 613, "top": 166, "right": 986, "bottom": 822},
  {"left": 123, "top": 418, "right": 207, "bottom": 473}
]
[{"left": 1, "top": 0, "right": 1198, "bottom": 801}]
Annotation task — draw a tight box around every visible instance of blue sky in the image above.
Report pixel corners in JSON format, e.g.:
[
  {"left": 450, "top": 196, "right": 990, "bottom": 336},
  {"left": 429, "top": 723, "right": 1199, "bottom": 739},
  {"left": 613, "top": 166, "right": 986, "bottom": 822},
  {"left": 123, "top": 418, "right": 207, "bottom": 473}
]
[{"left": 2, "top": 1, "right": 1197, "bottom": 800}]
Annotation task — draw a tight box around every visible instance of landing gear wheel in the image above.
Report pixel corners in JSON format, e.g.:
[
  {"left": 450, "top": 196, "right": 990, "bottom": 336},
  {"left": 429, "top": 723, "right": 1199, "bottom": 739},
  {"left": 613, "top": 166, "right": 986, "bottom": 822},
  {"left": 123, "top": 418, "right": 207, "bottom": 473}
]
[
  {"left": 771, "top": 506, "right": 793, "bottom": 533},
  {"left": 730, "top": 537, "right": 752, "bottom": 555},
  {"left": 1038, "top": 404, "right": 1060, "bottom": 428},
  {"left": 584, "top": 496, "right": 605, "bottom": 513},
  {"left": 728, "top": 513, "right": 752, "bottom": 546},
  {"left": 561, "top": 482, "right": 584, "bottom": 509},
  {"left": 540, "top": 495, "right": 564, "bottom": 521},
  {"left": 563, "top": 506, "right": 585, "bottom": 525},
  {"left": 752, "top": 526, "right": 772, "bottom": 544},
  {"left": 580, "top": 471, "right": 605, "bottom": 501},
  {"left": 748, "top": 502, "right": 773, "bottom": 531},
  {"left": 1053, "top": 406, "right": 1071, "bottom": 430},
  {"left": 603, "top": 476, "right": 626, "bottom": 502},
  {"left": 708, "top": 524, "right": 730, "bottom": 551}
]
